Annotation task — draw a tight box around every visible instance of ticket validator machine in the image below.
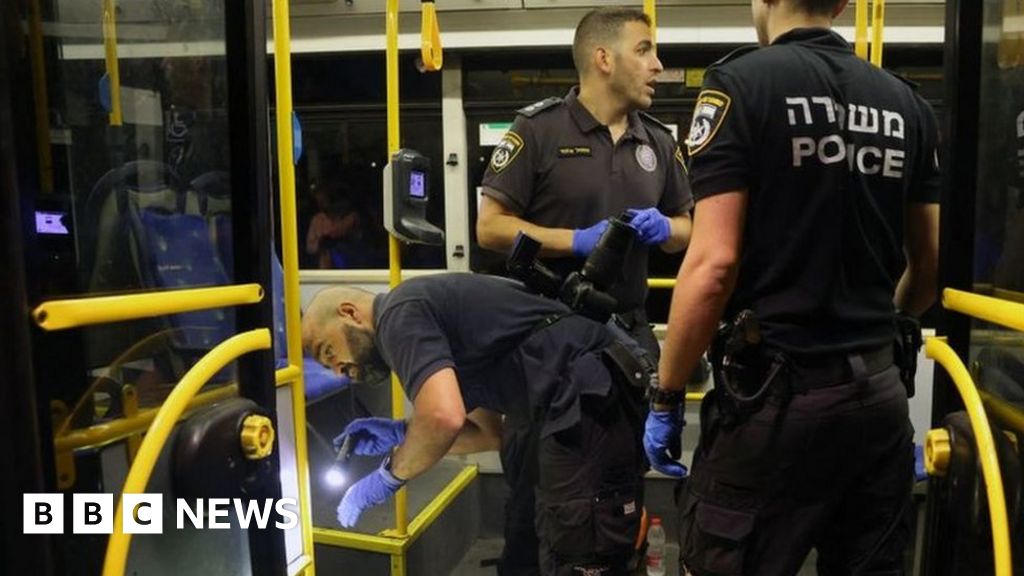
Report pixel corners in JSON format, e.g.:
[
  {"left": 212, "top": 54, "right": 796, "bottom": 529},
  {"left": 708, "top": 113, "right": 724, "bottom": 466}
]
[{"left": 383, "top": 149, "right": 444, "bottom": 245}]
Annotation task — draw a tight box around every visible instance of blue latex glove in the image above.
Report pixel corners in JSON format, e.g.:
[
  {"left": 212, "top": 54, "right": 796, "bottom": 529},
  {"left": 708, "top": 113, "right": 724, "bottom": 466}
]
[
  {"left": 627, "top": 208, "right": 672, "bottom": 246},
  {"left": 571, "top": 219, "right": 610, "bottom": 257},
  {"left": 644, "top": 408, "right": 688, "bottom": 477},
  {"left": 336, "top": 461, "right": 405, "bottom": 527},
  {"left": 914, "top": 444, "right": 928, "bottom": 482},
  {"left": 333, "top": 417, "right": 407, "bottom": 456}
]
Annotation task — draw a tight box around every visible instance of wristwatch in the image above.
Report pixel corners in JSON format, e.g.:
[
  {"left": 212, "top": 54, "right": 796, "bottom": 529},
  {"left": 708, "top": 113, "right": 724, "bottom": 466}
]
[
  {"left": 649, "top": 386, "right": 684, "bottom": 408},
  {"left": 380, "top": 454, "right": 407, "bottom": 486}
]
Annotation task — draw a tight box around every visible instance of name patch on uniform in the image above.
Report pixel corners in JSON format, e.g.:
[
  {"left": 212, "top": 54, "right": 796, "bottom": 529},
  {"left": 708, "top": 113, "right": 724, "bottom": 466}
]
[
  {"left": 686, "top": 90, "right": 731, "bottom": 156},
  {"left": 635, "top": 144, "right": 657, "bottom": 172},
  {"left": 558, "top": 146, "right": 592, "bottom": 158},
  {"left": 489, "top": 131, "right": 524, "bottom": 173}
]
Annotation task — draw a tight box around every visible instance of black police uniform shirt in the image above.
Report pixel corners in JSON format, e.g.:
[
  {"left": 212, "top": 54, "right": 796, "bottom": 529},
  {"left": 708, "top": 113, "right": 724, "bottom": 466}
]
[
  {"left": 372, "top": 273, "right": 615, "bottom": 435},
  {"left": 685, "top": 28, "right": 941, "bottom": 356},
  {"left": 481, "top": 87, "right": 694, "bottom": 312}
]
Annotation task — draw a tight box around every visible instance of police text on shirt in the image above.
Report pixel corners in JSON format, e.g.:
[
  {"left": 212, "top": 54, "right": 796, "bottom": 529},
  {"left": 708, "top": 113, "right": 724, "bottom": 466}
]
[{"left": 786, "top": 95, "right": 906, "bottom": 178}]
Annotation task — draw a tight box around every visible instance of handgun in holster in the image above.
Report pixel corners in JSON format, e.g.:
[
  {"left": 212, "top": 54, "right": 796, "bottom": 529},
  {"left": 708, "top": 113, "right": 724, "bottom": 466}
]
[
  {"left": 709, "top": 310, "right": 788, "bottom": 424},
  {"left": 893, "top": 313, "right": 923, "bottom": 398}
]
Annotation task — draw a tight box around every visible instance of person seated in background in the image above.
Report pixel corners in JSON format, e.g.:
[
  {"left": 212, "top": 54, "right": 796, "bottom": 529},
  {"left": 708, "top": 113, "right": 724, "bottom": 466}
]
[{"left": 302, "top": 273, "right": 668, "bottom": 576}]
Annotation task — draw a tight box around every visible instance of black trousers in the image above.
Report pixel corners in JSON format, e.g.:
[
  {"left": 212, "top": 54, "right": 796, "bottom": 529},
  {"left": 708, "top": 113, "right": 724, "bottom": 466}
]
[
  {"left": 678, "top": 363, "right": 914, "bottom": 576},
  {"left": 498, "top": 311, "right": 652, "bottom": 576},
  {"left": 499, "top": 376, "right": 645, "bottom": 576}
]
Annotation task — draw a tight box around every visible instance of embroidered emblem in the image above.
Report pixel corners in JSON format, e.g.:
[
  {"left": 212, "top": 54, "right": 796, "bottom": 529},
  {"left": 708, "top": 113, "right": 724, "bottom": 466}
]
[
  {"left": 635, "top": 143, "right": 657, "bottom": 172},
  {"left": 489, "top": 131, "right": 524, "bottom": 173},
  {"left": 687, "top": 89, "right": 732, "bottom": 156}
]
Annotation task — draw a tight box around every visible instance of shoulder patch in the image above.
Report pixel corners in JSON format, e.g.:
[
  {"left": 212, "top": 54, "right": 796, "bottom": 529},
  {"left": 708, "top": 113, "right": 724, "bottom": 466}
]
[
  {"left": 686, "top": 89, "right": 732, "bottom": 156},
  {"left": 638, "top": 111, "right": 673, "bottom": 135},
  {"left": 489, "top": 131, "right": 525, "bottom": 174},
  {"left": 708, "top": 45, "right": 759, "bottom": 70},
  {"left": 516, "top": 97, "right": 562, "bottom": 118}
]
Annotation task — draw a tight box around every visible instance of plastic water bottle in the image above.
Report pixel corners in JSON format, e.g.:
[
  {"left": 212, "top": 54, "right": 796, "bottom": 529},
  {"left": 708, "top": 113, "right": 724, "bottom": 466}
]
[{"left": 646, "top": 516, "right": 666, "bottom": 576}]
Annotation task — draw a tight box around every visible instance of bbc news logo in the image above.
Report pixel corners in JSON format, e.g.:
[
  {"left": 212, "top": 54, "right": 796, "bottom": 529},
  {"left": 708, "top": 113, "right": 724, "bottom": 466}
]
[{"left": 24, "top": 494, "right": 299, "bottom": 534}]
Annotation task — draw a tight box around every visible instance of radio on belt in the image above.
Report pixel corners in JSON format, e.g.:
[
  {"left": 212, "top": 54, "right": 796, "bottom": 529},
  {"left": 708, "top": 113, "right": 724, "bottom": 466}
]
[{"left": 383, "top": 149, "right": 444, "bottom": 245}]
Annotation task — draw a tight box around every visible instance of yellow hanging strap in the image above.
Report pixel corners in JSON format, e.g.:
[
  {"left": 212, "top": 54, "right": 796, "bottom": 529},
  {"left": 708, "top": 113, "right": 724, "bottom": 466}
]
[
  {"left": 102, "top": 0, "right": 122, "bottom": 126},
  {"left": 869, "top": 0, "right": 886, "bottom": 67},
  {"left": 854, "top": 0, "right": 869, "bottom": 60},
  {"left": 643, "top": 0, "right": 657, "bottom": 44},
  {"left": 420, "top": 1, "right": 443, "bottom": 71}
]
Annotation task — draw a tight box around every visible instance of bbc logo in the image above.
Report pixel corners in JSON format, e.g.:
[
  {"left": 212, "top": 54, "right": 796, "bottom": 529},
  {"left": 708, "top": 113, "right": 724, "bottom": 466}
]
[
  {"left": 24, "top": 493, "right": 299, "bottom": 534},
  {"left": 24, "top": 494, "right": 163, "bottom": 535}
]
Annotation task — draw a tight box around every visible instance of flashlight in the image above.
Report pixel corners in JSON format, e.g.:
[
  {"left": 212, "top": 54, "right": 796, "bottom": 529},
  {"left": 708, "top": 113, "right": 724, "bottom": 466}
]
[{"left": 324, "top": 434, "right": 356, "bottom": 489}]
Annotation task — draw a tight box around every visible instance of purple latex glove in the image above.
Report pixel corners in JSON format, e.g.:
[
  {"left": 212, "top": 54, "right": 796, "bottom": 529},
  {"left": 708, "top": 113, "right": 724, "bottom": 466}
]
[
  {"left": 627, "top": 208, "right": 671, "bottom": 246},
  {"left": 572, "top": 220, "right": 610, "bottom": 257}
]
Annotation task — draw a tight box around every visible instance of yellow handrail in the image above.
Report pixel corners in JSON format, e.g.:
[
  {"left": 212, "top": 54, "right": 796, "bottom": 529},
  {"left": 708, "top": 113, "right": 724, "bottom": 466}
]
[
  {"left": 54, "top": 365, "right": 302, "bottom": 453},
  {"left": 943, "top": 288, "right": 1024, "bottom": 332},
  {"left": 420, "top": 1, "right": 443, "bottom": 71},
  {"left": 648, "top": 278, "right": 675, "bottom": 289},
  {"left": 869, "top": 0, "right": 886, "bottom": 67},
  {"left": 855, "top": 0, "right": 869, "bottom": 60},
  {"left": 102, "top": 329, "right": 271, "bottom": 576},
  {"left": 54, "top": 383, "right": 239, "bottom": 453},
  {"left": 925, "top": 337, "right": 1012, "bottom": 576},
  {"left": 271, "top": 0, "right": 317, "bottom": 569},
  {"left": 979, "top": 389, "right": 1024, "bottom": 438},
  {"left": 33, "top": 284, "right": 264, "bottom": 331},
  {"left": 102, "top": 0, "right": 122, "bottom": 126},
  {"left": 385, "top": 0, "right": 410, "bottom": 542},
  {"left": 643, "top": 0, "right": 657, "bottom": 44}
]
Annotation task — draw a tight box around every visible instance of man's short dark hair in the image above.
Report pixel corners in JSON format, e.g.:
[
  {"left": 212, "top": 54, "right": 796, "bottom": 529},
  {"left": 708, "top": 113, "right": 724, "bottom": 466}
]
[
  {"left": 794, "top": 0, "right": 843, "bottom": 16},
  {"left": 572, "top": 7, "right": 651, "bottom": 75}
]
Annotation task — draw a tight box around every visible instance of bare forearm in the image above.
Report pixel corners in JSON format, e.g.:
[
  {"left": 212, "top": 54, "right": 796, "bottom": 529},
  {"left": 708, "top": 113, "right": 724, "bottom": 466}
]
[
  {"left": 896, "top": 203, "right": 940, "bottom": 317},
  {"left": 659, "top": 213, "right": 692, "bottom": 253},
  {"left": 390, "top": 416, "right": 460, "bottom": 481},
  {"left": 659, "top": 260, "right": 736, "bottom": 391},
  {"left": 478, "top": 211, "right": 575, "bottom": 257},
  {"left": 895, "top": 263, "right": 937, "bottom": 317}
]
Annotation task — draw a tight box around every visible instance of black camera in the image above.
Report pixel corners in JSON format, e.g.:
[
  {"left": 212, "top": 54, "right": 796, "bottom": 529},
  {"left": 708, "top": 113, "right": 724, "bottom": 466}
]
[{"left": 507, "top": 212, "right": 636, "bottom": 322}]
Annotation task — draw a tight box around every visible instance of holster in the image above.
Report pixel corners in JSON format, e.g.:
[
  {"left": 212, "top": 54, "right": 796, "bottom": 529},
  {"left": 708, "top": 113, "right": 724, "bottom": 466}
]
[
  {"left": 893, "top": 313, "right": 922, "bottom": 398},
  {"left": 709, "top": 310, "right": 789, "bottom": 427}
]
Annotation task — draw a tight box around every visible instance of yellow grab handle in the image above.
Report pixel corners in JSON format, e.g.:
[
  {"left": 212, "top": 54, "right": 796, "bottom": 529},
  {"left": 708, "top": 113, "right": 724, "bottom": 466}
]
[
  {"left": 102, "top": 329, "right": 271, "bottom": 576},
  {"left": 925, "top": 337, "right": 1013, "bottom": 576},
  {"left": 420, "top": 2, "right": 443, "bottom": 71}
]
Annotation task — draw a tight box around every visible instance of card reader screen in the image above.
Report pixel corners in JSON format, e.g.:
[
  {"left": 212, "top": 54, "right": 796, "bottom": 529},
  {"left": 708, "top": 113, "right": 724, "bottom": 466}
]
[
  {"left": 35, "top": 211, "right": 70, "bottom": 235},
  {"left": 410, "top": 170, "right": 425, "bottom": 198}
]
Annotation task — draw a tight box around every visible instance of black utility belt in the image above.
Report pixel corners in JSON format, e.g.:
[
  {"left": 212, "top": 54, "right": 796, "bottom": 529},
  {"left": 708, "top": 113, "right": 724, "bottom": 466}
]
[{"left": 785, "top": 343, "right": 894, "bottom": 393}]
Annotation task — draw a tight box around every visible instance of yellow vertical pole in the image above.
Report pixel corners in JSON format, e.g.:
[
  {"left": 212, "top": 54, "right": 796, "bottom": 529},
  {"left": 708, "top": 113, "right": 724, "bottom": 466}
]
[
  {"left": 102, "top": 0, "right": 122, "bottom": 126},
  {"left": 870, "top": 0, "right": 886, "bottom": 67},
  {"left": 27, "top": 0, "right": 53, "bottom": 193},
  {"left": 385, "top": 0, "right": 409, "bottom": 545},
  {"left": 855, "top": 0, "right": 869, "bottom": 60},
  {"left": 643, "top": 0, "right": 657, "bottom": 44},
  {"left": 271, "top": 0, "right": 316, "bottom": 572}
]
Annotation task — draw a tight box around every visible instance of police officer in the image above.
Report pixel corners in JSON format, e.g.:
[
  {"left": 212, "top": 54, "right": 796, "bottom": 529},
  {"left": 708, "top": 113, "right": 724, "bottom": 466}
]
[
  {"left": 478, "top": 12, "right": 692, "bottom": 572},
  {"left": 643, "top": 0, "right": 941, "bottom": 574},
  {"left": 302, "top": 274, "right": 650, "bottom": 576},
  {"left": 477, "top": 6, "right": 693, "bottom": 361}
]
